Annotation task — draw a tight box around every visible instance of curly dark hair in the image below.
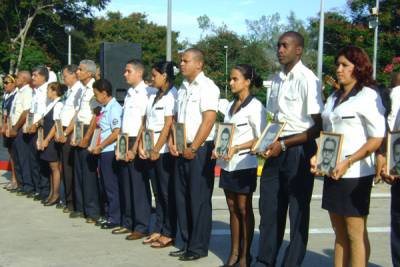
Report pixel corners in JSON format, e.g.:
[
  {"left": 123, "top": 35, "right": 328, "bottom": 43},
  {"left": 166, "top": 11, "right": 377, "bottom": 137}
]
[{"left": 335, "top": 46, "right": 377, "bottom": 90}]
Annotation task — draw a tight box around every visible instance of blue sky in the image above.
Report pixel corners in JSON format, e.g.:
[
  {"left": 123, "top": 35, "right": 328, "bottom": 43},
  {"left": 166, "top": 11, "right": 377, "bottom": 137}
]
[{"left": 98, "top": 0, "right": 348, "bottom": 43}]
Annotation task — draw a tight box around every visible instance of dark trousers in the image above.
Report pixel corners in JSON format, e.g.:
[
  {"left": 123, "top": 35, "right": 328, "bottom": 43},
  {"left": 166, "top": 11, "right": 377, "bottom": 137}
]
[
  {"left": 392, "top": 181, "right": 400, "bottom": 267},
  {"left": 99, "top": 151, "right": 121, "bottom": 225},
  {"left": 61, "top": 140, "right": 75, "bottom": 210},
  {"left": 256, "top": 140, "right": 316, "bottom": 267},
  {"left": 174, "top": 141, "right": 215, "bottom": 256},
  {"left": 147, "top": 153, "right": 177, "bottom": 238},
  {"left": 74, "top": 147, "right": 100, "bottom": 219},
  {"left": 119, "top": 157, "right": 151, "bottom": 233},
  {"left": 12, "top": 130, "right": 31, "bottom": 191},
  {"left": 29, "top": 133, "right": 50, "bottom": 197}
]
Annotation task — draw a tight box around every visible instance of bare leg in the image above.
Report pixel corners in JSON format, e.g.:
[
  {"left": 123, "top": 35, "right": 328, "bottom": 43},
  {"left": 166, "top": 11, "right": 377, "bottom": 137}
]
[
  {"left": 47, "top": 161, "right": 61, "bottom": 203},
  {"left": 237, "top": 193, "right": 254, "bottom": 267},
  {"left": 225, "top": 190, "right": 240, "bottom": 266},
  {"left": 345, "top": 216, "right": 369, "bottom": 267},
  {"left": 329, "top": 212, "right": 350, "bottom": 267}
]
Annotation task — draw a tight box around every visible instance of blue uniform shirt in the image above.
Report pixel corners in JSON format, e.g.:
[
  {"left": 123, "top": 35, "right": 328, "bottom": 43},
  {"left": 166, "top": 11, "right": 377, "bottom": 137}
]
[{"left": 98, "top": 97, "right": 122, "bottom": 153}]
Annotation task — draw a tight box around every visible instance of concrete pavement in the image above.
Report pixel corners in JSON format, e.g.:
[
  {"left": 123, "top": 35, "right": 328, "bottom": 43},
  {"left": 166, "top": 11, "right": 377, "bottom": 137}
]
[{"left": 0, "top": 171, "right": 393, "bottom": 267}]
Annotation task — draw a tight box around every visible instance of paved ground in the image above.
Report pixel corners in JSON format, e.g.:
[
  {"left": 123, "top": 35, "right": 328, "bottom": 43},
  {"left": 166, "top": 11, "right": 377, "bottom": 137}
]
[{"left": 0, "top": 169, "right": 393, "bottom": 267}]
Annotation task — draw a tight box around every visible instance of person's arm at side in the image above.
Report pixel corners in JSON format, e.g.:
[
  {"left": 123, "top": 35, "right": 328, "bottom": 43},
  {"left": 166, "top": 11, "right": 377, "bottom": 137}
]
[
  {"left": 7, "top": 110, "right": 29, "bottom": 137},
  {"left": 42, "top": 125, "right": 56, "bottom": 150},
  {"left": 150, "top": 115, "right": 173, "bottom": 161},
  {"left": 78, "top": 115, "right": 96, "bottom": 148},
  {"left": 91, "top": 128, "right": 120, "bottom": 155},
  {"left": 168, "top": 118, "right": 179, "bottom": 157}
]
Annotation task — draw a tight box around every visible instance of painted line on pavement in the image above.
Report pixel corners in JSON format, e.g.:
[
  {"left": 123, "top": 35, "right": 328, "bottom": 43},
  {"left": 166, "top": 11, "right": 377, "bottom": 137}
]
[{"left": 211, "top": 193, "right": 391, "bottom": 200}]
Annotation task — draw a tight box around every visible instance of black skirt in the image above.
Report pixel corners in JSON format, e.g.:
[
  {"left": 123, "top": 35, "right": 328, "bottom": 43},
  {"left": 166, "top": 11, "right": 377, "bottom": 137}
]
[
  {"left": 40, "top": 140, "right": 61, "bottom": 162},
  {"left": 219, "top": 168, "right": 257, "bottom": 194},
  {"left": 322, "top": 175, "right": 373, "bottom": 216},
  {"left": 3, "top": 136, "right": 13, "bottom": 149}
]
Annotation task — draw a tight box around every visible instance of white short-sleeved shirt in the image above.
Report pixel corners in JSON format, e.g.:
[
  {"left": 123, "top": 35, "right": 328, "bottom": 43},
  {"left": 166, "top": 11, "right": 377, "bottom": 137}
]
[
  {"left": 322, "top": 86, "right": 386, "bottom": 178},
  {"left": 121, "top": 81, "right": 157, "bottom": 137},
  {"left": 76, "top": 79, "right": 100, "bottom": 125},
  {"left": 177, "top": 72, "right": 220, "bottom": 143},
  {"left": 145, "top": 87, "right": 178, "bottom": 153},
  {"left": 52, "top": 101, "right": 64, "bottom": 121},
  {"left": 60, "top": 81, "right": 82, "bottom": 126},
  {"left": 218, "top": 97, "right": 267, "bottom": 172},
  {"left": 387, "top": 85, "right": 400, "bottom": 131},
  {"left": 266, "top": 61, "right": 323, "bottom": 136},
  {"left": 31, "top": 82, "right": 48, "bottom": 123},
  {"left": 10, "top": 84, "right": 32, "bottom": 126}
]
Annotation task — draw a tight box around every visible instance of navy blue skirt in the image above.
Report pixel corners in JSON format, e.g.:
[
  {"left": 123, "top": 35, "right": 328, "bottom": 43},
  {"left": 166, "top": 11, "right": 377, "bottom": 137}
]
[{"left": 219, "top": 168, "right": 257, "bottom": 194}]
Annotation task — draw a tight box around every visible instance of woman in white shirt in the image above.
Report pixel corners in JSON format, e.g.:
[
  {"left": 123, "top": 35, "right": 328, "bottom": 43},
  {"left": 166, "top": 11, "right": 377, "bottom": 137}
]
[
  {"left": 138, "top": 61, "right": 177, "bottom": 248},
  {"left": 311, "top": 46, "right": 385, "bottom": 267},
  {"left": 214, "top": 64, "right": 266, "bottom": 267},
  {"left": 40, "top": 82, "right": 66, "bottom": 206}
]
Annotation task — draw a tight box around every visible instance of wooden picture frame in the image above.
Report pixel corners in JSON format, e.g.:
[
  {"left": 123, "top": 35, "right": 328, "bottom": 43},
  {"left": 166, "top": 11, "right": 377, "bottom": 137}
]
[
  {"left": 215, "top": 123, "right": 235, "bottom": 158},
  {"left": 55, "top": 119, "right": 64, "bottom": 139},
  {"left": 73, "top": 121, "right": 84, "bottom": 144},
  {"left": 23, "top": 113, "right": 34, "bottom": 133},
  {"left": 6, "top": 116, "right": 12, "bottom": 136},
  {"left": 142, "top": 129, "right": 154, "bottom": 157},
  {"left": 174, "top": 123, "right": 186, "bottom": 154},
  {"left": 252, "top": 121, "right": 286, "bottom": 153},
  {"left": 89, "top": 128, "right": 101, "bottom": 150},
  {"left": 387, "top": 131, "right": 400, "bottom": 177},
  {"left": 36, "top": 127, "right": 44, "bottom": 150},
  {"left": 315, "top": 132, "right": 344, "bottom": 176},
  {"left": 117, "top": 134, "right": 129, "bottom": 161}
]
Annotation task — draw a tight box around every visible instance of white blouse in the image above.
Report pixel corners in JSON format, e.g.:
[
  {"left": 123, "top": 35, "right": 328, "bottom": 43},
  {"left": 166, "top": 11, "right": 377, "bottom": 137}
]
[
  {"left": 217, "top": 97, "right": 266, "bottom": 172},
  {"left": 321, "top": 86, "right": 386, "bottom": 178}
]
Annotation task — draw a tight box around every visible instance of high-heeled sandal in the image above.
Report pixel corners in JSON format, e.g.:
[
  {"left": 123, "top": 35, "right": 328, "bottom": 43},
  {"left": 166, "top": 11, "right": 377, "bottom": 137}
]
[{"left": 142, "top": 233, "right": 161, "bottom": 245}]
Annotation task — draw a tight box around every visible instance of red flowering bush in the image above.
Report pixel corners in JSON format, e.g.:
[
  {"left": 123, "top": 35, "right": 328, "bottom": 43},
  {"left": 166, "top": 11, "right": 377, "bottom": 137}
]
[{"left": 384, "top": 56, "right": 400, "bottom": 73}]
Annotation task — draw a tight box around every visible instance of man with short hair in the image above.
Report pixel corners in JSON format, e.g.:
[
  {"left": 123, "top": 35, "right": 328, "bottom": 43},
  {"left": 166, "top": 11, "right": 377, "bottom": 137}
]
[
  {"left": 317, "top": 137, "right": 337, "bottom": 174},
  {"left": 7, "top": 71, "right": 32, "bottom": 193},
  {"left": 70, "top": 59, "right": 101, "bottom": 222},
  {"left": 54, "top": 64, "right": 82, "bottom": 213},
  {"left": 168, "top": 48, "right": 220, "bottom": 261},
  {"left": 255, "top": 31, "right": 323, "bottom": 267}
]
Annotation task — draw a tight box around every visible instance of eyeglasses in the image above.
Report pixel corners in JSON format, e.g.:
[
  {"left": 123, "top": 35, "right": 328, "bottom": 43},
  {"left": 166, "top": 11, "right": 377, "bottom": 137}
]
[{"left": 3, "top": 81, "right": 11, "bottom": 85}]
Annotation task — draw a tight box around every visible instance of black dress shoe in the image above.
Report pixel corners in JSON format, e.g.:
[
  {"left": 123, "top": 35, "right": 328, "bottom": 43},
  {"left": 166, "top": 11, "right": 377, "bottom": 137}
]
[
  {"left": 179, "top": 251, "right": 203, "bottom": 261},
  {"left": 69, "top": 211, "right": 84, "bottom": 218},
  {"left": 100, "top": 221, "right": 119, "bottom": 229},
  {"left": 33, "top": 193, "right": 41, "bottom": 201},
  {"left": 26, "top": 192, "right": 36, "bottom": 198},
  {"left": 95, "top": 217, "right": 107, "bottom": 226},
  {"left": 56, "top": 202, "right": 66, "bottom": 209},
  {"left": 169, "top": 249, "right": 186, "bottom": 257}
]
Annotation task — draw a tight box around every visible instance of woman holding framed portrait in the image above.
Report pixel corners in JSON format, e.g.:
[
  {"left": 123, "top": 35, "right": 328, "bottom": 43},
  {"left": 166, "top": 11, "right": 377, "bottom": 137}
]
[
  {"left": 310, "top": 46, "right": 386, "bottom": 266},
  {"left": 137, "top": 61, "right": 178, "bottom": 248},
  {"left": 212, "top": 64, "right": 266, "bottom": 267}
]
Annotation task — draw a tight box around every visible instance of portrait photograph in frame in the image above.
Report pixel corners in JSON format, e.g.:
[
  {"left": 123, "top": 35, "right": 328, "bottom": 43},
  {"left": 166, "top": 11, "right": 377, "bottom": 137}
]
[
  {"left": 252, "top": 121, "right": 286, "bottom": 153},
  {"left": 316, "top": 132, "right": 343, "bottom": 176},
  {"left": 117, "top": 134, "right": 129, "bottom": 161},
  {"left": 142, "top": 129, "right": 154, "bottom": 157},
  {"left": 73, "top": 121, "right": 84, "bottom": 144},
  {"left": 387, "top": 131, "right": 400, "bottom": 177},
  {"left": 174, "top": 123, "right": 186, "bottom": 154},
  {"left": 23, "top": 113, "right": 34, "bottom": 133},
  {"left": 6, "top": 117, "right": 12, "bottom": 136},
  {"left": 89, "top": 128, "right": 102, "bottom": 150},
  {"left": 55, "top": 119, "right": 64, "bottom": 139},
  {"left": 215, "top": 123, "right": 235, "bottom": 158},
  {"left": 36, "top": 127, "right": 44, "bottom": 150}
]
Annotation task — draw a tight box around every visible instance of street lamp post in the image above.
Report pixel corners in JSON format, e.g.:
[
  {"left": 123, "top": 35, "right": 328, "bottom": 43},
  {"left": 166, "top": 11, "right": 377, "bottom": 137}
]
[
  {"left": 64, "top": 25, "right": 75, "bottom": 65},
  {"left": 166, "top": 0, "right": 172, "bottom": 61},
  {"left": 369, "top": 0, "right": 380, "bottom": 80},
  {"left": 317, "top": 0, "right": 325, "bottom": 82},
  {"left": 224, "top": 45, "right": 228, "bottom": 97}
]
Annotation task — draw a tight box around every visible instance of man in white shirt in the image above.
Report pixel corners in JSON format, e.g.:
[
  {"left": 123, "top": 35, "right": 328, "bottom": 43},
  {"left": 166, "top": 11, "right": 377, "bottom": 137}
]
[
  {"left": 114, "top": 59, "right": 156, "bottom": 238},
  {"left": 54, "top": 64, "right": 82, "bottom": 213},
  {"left": 255, "top": 32, "right": 323, "bottom": 267},
  {"left": 24, "top": 66, "right": 50, "bottom": 200},
  {"left": 168, "top": 48, "right": 220, "bottom": 261},
  {"left": 387, "top": 72, "right": 400, "bottom": 131},
  {"left": 7, "top": 71, "right": 32, "bottom": 194},
  {"left": 70, "top": 59, "right": 101, "bottom": 222}
]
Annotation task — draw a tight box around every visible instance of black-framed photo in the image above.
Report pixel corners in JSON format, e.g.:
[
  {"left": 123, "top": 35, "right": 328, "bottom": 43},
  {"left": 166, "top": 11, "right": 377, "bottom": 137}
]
[
  {"left": 117, "top": 134, "right": 129, "bottom": 161},
  {"left": 252, "top": 121, "right": 286, "bottom": 153},
  {"left": 174, "top": 123, "right": 186, "bottom": 154},
  {"left": 55, "top": 119, "right": 63, "bottom": 139},
  {"left": 387, "top": 131, "right": 400, "bottom": 177},
  {"left": 73, "top": 121, "right": 84, "bottom": 144},
  {"left": 142, "top": 129, "right": 154, "bottom": 157},
  {"left": 215, "top": 123, "right": 235, "bottom": 158},
  {"left": 6, "top": 117, "right": 12, "bottom": 136},
  {"left": 316, "top": 132, "right": 344, "bottom": 175},
  {"left": 89, "top": 128, "right": 101, "bottom": 150},
  {"left": 23, "top": 113, "right": 34, "bottom": 133},
  {"left": 36, "top": 127, "right": 44, "bottom": 150}
]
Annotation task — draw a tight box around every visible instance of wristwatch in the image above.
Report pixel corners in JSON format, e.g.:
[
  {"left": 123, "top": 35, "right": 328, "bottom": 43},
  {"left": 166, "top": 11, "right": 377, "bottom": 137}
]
[
  {"left": 279, "top": 140, "right": 287, "bottom": 152},
  {"left": 190, "top": 146, "right": 197, "bottom": 154},
  {"left": 63, "top": 132, "right": 68, "bottom": 137}
]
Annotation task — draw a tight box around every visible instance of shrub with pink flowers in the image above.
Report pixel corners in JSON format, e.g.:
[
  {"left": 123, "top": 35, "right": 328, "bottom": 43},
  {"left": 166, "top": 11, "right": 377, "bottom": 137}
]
[{"left": 384, "top": 56, "right": 400, "bottom": 73}]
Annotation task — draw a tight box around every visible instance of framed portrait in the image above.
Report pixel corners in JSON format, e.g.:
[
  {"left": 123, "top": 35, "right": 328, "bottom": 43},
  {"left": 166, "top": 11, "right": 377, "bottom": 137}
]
[
  {"left": 174, "top": 123, "right": 186, "bottom": 154},
  {"left": 73, "top": 121, "right": 84, "bottom": 144},
  {"left": 89, "top": 128, "right": 101, "bottom": 150},
  {"left": 252, "top": 121, "right": 286, "bottom": 153},
  {"left": 215, "top": 123, "right": 235, "bottom": 158},
  {"left": 6, "top": 117, "right": 12, "bottom": 136},
  {"left": 55, "top": 120, "right": 64, "bottom": 139},
  {"left": 142, "top": 129, "right": 154, "bottom": 157},
  {"left": 117, "top": 134, "right": 129, "bottom": 161},
  {"left": 316, "top": 132, "right": 344, "bottom": 176},
  {"left": 36, "top": 127, "right": 44, "bottom": 150},
  {"left": 387, "top": 131, "right": 400, "bottom": 177},
  {"left": 23, "top": 113, "right": 34, "bottom": 133}
]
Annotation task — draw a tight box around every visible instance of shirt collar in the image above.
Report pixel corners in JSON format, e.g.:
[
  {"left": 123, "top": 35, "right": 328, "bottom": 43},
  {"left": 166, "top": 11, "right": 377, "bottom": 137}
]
[
  {"left": 128, "top": 80, "right": 147, "bottom": 96},
  {"left": 36, "top": 82, "right": 48, "bottom": 92},
  {"left": 102, "top": 97, "right": 116, "bottom": 111},
  {"left": 83, "top": 78, "right": 95, "bottom": 90},
  {"left": 70, "top": 81, "right": 82, "bottom": 92},
  {"left": 279, "top": 60, "right": 304, "bottom": 81},
  {"left": 18, "top": 84, "right": 31, "bottom": 92},
  {"left": 182, "top": 71, "right": 205, "bottom": 88}
]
